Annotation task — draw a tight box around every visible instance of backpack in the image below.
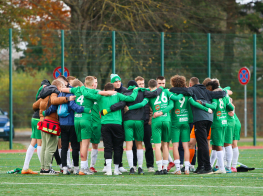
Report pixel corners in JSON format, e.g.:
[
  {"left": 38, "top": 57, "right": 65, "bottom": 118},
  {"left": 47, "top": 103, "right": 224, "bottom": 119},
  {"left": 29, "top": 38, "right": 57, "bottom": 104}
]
[{"left": 57, "top": 103, "right": 69, "bottom": 117}]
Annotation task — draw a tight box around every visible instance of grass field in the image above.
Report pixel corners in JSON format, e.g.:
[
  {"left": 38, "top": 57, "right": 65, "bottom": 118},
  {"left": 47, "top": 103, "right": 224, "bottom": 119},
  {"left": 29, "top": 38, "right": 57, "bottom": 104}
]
[{"left": 0, "top": 149, "right": 263, "bottom": 195}]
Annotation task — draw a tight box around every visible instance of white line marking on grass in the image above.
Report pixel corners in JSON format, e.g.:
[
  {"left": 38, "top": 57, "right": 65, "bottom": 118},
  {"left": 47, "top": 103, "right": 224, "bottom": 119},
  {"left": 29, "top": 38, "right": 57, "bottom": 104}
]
[{"left": 1, "top": 182, "right": 263, "bottom": 189}]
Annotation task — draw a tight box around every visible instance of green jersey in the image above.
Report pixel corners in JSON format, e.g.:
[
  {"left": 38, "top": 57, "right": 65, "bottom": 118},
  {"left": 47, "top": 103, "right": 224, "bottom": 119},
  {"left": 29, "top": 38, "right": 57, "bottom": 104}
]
[
  {"left": 207, "top": 96, "right": 234, "bottom": 128},
  {"left": 70, "top": 86, "right": 98, "bottom": 119},
  {"left": 226, "top": 95, "right": 235, "bottom": 122},
  {"left": 92, "top": 101, "right": 101, "bottom": 124},
  {"left": 146, "top": 89, "right": 172, "bottom": 123},
  {"left": 91, "top": 89, "right": 138, "bottom": 125},
  {"left": 171, "top": 95, "right": 210, "bottom": 126}
]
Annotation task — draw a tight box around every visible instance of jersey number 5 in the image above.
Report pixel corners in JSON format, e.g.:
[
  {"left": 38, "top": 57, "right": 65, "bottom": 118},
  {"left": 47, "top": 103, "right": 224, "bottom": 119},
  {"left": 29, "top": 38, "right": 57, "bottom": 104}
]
[
  {"left": 154, "top": 92, "right": 167, "bottom": 105},
  {"left": 77, "top": 95, "right": 84, "bottom": 105}
]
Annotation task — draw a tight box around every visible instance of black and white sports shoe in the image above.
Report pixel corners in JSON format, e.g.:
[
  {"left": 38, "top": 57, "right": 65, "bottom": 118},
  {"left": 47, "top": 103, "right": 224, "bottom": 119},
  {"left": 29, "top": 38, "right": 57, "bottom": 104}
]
[
  {"left": 154, "top": 170, "right": 163, "bottom": 175},
  {"left": 138, "top": 167, "right": 144, "bottom": 175},
  {"left": 129, "top": 167, "right": 135, "bottom": 175},
  {"left": 40, "top": 169, "right": 58, "bottom": 175},
  {"left": 163, "top": 169, "right": 168, "bottom": 175}
]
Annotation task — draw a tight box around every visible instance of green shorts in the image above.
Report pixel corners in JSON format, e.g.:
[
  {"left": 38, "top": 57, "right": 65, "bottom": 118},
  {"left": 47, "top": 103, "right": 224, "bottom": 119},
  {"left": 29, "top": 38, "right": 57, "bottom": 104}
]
[
  {"left": 124, "top": 120, "right": 144, "bottom": 142},
  {"left": 211, "top": 127, "right": 225, "bottom": 147},
  {"left": 151, "top": 121, "right": 171, "bottom": 144},
  {"left": 31, "top": 118, "right": 41, "bottom": 139},
  {"left": 91, "top": 123, "right": 101, "bottom": 144},
  {"left": 233, "top": 119, "right": 241, "bottom": 141},
  {"left": 74, "top": 118, "right": 92, "bottom": 142},
  {"left": 225, "top": 120, "right": 235, "bottom": 144},
  {"left": 171, "top": 124, "right": 190, "bottom": 143}
]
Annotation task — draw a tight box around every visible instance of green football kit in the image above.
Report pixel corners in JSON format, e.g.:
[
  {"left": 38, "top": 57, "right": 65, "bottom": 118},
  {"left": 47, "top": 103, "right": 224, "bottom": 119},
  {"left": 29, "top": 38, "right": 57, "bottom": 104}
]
[
  {"left": 225, "top": 96, "right": 235, "bottom": 144},
  {"left": 70, "top": 86, "right": 98, "bottom": 142},
  {"left": 129, "top": 88, "right": 183, "bottom": 144},
  {"left": 205, "top": 96, "right": 234, "bottom": 146},
  {"left": 170, "top": 94, "right": 211, "bottom": 143},
  {"left": 233, "top": 113, "right": 241, "bottom": 140},
  {"left": 91, "top": 100, "right": 102, "bottom": 144}
]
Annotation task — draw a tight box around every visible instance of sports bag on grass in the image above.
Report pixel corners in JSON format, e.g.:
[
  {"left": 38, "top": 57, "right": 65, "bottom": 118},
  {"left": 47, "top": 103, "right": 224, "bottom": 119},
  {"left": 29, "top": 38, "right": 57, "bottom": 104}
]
[
  {"left": 37, "top": 96, "right": 61, "bottom": 136},
  {"left": 57, "top": 103, "right": 69, "bottom": 117}
]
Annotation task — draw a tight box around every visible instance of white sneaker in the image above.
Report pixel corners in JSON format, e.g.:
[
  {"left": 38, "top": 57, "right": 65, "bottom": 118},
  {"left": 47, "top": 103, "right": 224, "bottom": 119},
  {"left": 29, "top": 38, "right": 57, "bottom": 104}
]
[
  {"left": 63, "top": 167, "right": 70, "bottom": 175},
  {"left": 148, "top": 167, "right": 155, "bottom": 172},
  {"left": 214, "top": 169, "right": 226, "bottom": 174},
  {"left": 133, "top": 166, "right": 137, "bottom": 172},
  {"left": 102, "top": 166, "right": 107, "bottom": 172},
  {"left": 114, "top": 170, "right": 122, "bottom": 175},
  {"left": 79, "top": 168, "right": 93, "bottom": 175},
  {"left": 73, "top": 167, "right": 79, "bottom": 175},
  {"left": 189, "top": 165, "right": 195, "bottom": 172},
  {"left": 104, "top": 171, "right": 112, "bottom": 176},
  {"left": 171, "top": 169, "right": 181, "bottom": 175},
  {"left": 119, "top": 167, "right": 127, "bottom": 172}
]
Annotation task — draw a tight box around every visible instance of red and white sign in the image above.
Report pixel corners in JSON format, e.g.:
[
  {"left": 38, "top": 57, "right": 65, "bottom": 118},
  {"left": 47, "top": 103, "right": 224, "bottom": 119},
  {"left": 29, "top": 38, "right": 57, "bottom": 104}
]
[
  {"left": 53, "top": 66, "right": 70, "bottom": 79},
  {"left": 238, "top": 67, "right": 250, "bottom": 85}
]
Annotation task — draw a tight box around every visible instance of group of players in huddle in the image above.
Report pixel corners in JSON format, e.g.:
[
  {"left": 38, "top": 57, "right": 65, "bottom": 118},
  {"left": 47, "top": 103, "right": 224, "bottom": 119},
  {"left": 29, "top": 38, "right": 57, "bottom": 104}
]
[{"left": 20, "top": 73, "right": 241, "bottom": 175}]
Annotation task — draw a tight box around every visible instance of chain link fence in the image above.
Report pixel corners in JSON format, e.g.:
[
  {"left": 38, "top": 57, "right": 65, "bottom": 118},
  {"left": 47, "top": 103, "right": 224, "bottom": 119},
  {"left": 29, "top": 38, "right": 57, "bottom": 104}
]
[{"left": 0, "top": 29, "right": 261, "bottom": 137}]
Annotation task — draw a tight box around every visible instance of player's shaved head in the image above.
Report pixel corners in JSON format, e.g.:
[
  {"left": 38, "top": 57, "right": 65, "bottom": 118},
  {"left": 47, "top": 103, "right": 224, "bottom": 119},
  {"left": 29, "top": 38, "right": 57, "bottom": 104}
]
[
  {"left": 170, "top": 75, "right": 186, "bottom": 87},
  {"left": 202, "top": 78, "right": 212, "bottom": 86},
  {"left": 148, "top": 79, "right": 157, "bottom": 88},
  {"left": 85, "top": 76, "right": 95, "bottom": 87},
  {"left": 190, "top": 77, "right": 199, "bottom": 86},
  {"left": 104, "top": 82, "right": 114, "bottom": 91},
  {"left": 71, "top": 79, "right": 83, "bottom": 87}
]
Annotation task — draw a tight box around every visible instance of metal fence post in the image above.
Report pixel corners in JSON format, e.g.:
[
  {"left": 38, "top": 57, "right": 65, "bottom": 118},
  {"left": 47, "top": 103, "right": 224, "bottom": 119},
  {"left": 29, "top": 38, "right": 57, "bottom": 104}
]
[
  {"left": 9, "top": 28, "right": 13, "bottom": 149},
  {"left": 207, "top": 33, "right": 211, "bottom": 78},
  {"left": 112, "top": 31, "right": 116, "bottom": 74},
  {"left": 61, "top": 30, "right": 64, "bottom": 75},
  {"left": 253, "top": 34, "right": 257, "bottom": 146},
  {"left": 161, "top": 32, "right": 164, "bottom": 76}
]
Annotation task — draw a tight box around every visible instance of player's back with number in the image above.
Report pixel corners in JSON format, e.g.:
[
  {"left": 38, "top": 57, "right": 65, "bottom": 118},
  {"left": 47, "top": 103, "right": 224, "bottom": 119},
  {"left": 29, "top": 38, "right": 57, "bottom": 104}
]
[
  {"left": 211, "top": 97, "right": 228, "bottom": 128},
  {"left": 171, "top": 95, "right": 189, "bottom": 125},
  {"left": 149, "top": 89, "right": 170, "bottom": 122},
  {"left": 72, "top": 86, "right": 97, "bottom": 119}
]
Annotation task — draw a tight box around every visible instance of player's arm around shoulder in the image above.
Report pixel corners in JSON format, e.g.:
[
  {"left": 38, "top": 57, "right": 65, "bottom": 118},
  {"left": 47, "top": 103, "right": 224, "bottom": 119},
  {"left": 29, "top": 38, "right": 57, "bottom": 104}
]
[
  {"left": 118, "top": 88, "right": 138, "bottom": 102},
  {"left": 128, "top": 98, "right": 149, "bottom": 111},
  {"left": 188, "top": 97, "right": 212, "bottom": 113}
]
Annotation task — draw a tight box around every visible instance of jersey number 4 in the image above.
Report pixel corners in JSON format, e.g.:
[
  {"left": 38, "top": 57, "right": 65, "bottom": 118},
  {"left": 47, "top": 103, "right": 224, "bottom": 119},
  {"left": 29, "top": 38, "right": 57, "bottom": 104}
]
[
  {"left": 154, "top": 92, "right": 167, "bottom": 105},
  {"left": 77, "top": 95, "right": 84, "bottom": 105}
]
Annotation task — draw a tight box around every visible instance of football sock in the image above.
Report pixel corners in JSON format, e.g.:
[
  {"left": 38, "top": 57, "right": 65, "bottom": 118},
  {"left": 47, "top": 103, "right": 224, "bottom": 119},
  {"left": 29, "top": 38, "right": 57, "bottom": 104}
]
[
  {"left": 37, "top": 146, "right": 42, "bottom": 162},
  {"left": 209, "top": 149, "right": 211, "bottom": 156},
  {"left": 137, "top": 149, "right": 143, "bottom": 168},
  {"left": 184, "top": 161, "right": 190, "bottom": 171},
  {"left": 58, "top": 148, "right": 62, "bottom": 158},
  {"left": 223, "top": 147, "right": 226, "bottom": 166},
  {"left": 91, "top": 149, "right": 98, "bottom": 168},
  {"left": 189, "top": 149, "right": 195, "bottom": 163},
  {"left": 210, "top": 150, "right": 217, "bottom": 168},
  {"left": 106, "top": 159, "right": 112, "bottom": 172},
  {"left": 23, "top": 145, "right": 35, "bottom": 170},
  {"left": 217, "top": 151, "right": 224, "bottom": 171},
  {"left": 225, "top": 146, "right": 233, "bottom": 169},
  {"left": 81, "top": 161, "right": 88, "bottom": 169},
  {"left": 156, "top": 160, "right": 162, "bottom": 171},
  {"left": 114, "top": 164, "right": 119, "bottom": 172},
  {"left": 215, "top": 159, "right": 219, "bottom": 168},
  {"left": 126, "top": 150, "right": 134, "bottom": 168},
  {"left": 174, "top": 159, "right": 180, "bottom": 171},
  {"left": 163, "top": 160, "right": 168, "bottom": 170},
  {"left": 232, "top": 147, "right": 239, "bottom": 169},
  {"left": 67, "top": 150, "right": 71, "bottom": 166},
  {"left": 168, "top": 154, "right": 173, "bottom": 163}
]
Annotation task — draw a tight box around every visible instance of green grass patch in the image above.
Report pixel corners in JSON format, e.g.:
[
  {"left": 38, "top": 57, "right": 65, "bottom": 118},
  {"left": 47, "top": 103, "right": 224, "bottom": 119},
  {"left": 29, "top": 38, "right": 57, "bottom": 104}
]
[
  {"left": 0, "top": 149, "right": 263, "bottom": 195},
  {"left": 0, "top": 142, "right": 26, "bottom": 150}
]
